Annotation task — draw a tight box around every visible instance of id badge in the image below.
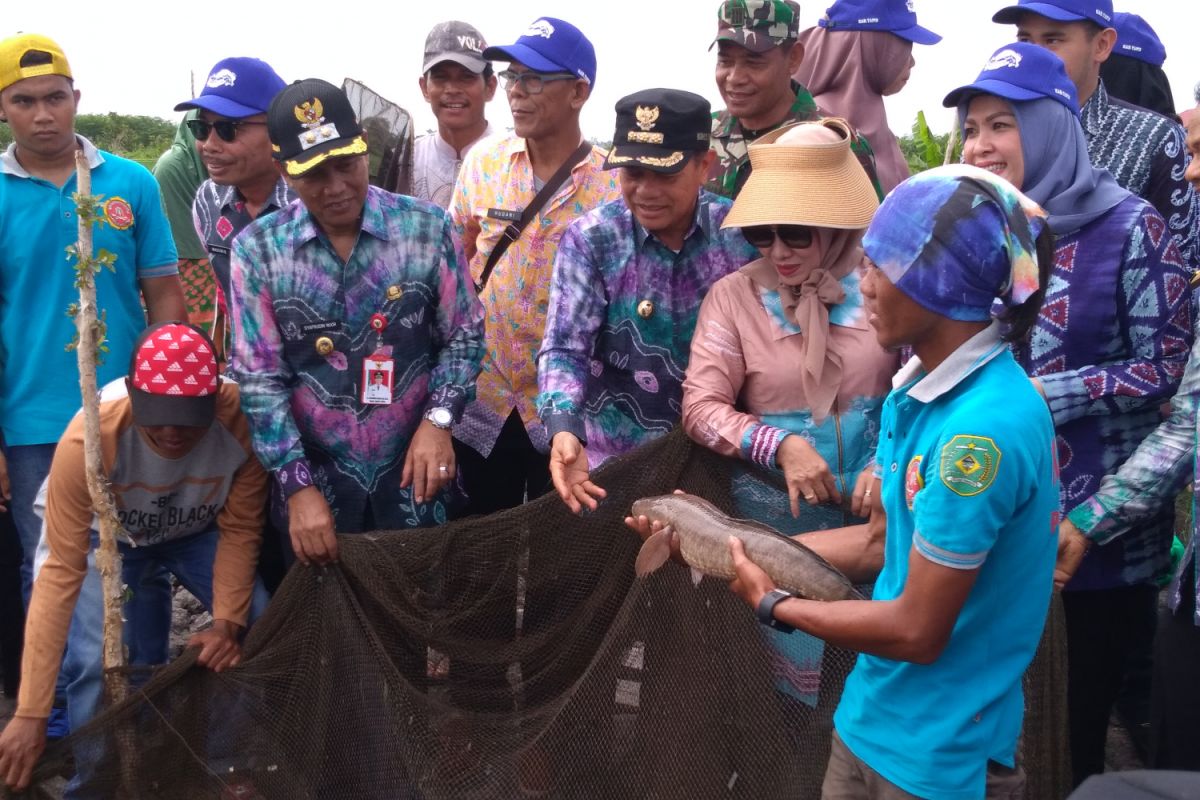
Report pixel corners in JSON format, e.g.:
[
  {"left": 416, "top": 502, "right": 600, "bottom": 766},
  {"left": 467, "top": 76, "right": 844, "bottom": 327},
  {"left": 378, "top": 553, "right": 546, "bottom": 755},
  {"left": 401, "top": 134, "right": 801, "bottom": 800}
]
[{"left": 362, "top": 355, "right": 395, "bottom": 405}]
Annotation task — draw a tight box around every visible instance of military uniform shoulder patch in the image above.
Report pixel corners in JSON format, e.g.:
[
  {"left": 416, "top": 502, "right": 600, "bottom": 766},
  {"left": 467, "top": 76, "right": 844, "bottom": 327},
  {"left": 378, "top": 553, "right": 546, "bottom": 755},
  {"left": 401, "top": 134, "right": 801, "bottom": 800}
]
[{"left": 939, "top": 435, "right": 1001, "bottom": 497}]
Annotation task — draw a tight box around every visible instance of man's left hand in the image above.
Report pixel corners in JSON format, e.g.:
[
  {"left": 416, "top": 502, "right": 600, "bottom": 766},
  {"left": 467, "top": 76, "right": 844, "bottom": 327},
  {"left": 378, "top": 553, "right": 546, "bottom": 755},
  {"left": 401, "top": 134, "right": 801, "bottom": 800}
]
[
  {"left": 1054, "top": 518, "right": 1092, "bottom": 590},
  {"left": 728, "top": 536, "right": 776, "bottom": 609},
  {"left": 401, "top": 420, "right": 455, "bottom": 504},
  {"left": 188, "top": 619, "right": 244, "bottom": 673}
]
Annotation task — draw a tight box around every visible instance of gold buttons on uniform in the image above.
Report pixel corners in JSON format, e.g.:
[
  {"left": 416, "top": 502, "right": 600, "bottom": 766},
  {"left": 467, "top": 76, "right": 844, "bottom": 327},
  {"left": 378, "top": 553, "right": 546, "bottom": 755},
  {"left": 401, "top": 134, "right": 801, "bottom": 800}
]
[
  {"left": 637, "top": 300, "right": 655, "bottom": 319},
  {"left": 315, "top": 336, "right": 334, "bottom": 356},
  {"left": 386, "top": 285, "right": 403, "bottom": 301}
]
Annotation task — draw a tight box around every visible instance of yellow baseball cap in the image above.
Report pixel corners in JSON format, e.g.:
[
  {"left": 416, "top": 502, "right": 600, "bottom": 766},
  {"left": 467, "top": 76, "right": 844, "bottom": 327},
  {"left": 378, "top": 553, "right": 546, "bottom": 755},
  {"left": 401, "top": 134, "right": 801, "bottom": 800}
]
[{"left": 0, "top": 33, "right": 72, "bottom": 93}]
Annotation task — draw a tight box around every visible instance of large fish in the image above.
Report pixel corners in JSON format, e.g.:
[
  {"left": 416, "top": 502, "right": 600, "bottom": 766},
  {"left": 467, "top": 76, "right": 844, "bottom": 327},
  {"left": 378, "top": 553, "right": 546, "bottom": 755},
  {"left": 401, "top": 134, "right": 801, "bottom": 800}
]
[{"left": 631, "top": 493, "right": 865, "bottom": 601}]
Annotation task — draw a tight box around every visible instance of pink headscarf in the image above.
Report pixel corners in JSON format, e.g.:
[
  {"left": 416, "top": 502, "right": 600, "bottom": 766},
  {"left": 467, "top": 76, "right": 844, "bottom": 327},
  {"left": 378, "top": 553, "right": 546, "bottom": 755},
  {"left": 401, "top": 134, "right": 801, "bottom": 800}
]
[{"left": 794, "top": 27, "right": 913, "bottom": 194}]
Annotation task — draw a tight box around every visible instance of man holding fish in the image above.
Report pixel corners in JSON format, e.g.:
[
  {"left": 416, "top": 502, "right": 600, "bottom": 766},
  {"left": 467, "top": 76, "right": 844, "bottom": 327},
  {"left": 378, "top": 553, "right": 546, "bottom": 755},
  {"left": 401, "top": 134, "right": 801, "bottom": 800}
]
[{"left": 631, "top": 166, "right": 1060, "bottom": 799}]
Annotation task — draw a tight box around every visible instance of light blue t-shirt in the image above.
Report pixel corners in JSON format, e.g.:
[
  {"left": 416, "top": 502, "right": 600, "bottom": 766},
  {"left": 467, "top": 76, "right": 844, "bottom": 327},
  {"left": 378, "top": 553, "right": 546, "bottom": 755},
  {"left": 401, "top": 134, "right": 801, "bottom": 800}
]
[
  {"left": 0, "top": 137, "right": 178, "bottom": 446},
  {"left": 835, "top": 326, "right": 1059, "bottom": 799}
]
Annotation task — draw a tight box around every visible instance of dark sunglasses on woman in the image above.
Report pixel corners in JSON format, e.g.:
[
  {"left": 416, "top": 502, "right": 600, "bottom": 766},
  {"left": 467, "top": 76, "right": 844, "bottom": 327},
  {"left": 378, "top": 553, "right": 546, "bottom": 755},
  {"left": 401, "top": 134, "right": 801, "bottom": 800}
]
[
  {"left": 741, "top": 225, "right": 815, "bottom": 250},
  {"left": 186, "top": 118, "right": 268, "bottom": 143}
]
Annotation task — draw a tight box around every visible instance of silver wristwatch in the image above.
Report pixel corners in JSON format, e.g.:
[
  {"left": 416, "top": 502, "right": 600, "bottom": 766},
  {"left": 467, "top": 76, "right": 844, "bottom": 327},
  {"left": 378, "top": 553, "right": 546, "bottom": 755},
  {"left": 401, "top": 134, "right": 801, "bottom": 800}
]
[{"left": 424, "top": 406, "right": 454, "bottom": 430}]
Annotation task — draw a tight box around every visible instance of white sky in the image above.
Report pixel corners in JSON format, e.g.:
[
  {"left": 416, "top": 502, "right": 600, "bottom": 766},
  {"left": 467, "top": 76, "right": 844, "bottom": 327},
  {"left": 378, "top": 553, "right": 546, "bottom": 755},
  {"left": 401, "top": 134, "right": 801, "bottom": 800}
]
[{"left": 6, "top": 1, "right": 1198, "bottom": 140}]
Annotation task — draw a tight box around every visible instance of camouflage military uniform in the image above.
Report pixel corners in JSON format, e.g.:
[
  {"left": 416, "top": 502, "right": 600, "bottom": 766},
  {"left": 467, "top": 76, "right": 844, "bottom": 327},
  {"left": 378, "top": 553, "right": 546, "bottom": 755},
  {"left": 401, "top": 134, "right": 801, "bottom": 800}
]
[{"left": 706, "top": 82, "right": 883, "bottom": 200}]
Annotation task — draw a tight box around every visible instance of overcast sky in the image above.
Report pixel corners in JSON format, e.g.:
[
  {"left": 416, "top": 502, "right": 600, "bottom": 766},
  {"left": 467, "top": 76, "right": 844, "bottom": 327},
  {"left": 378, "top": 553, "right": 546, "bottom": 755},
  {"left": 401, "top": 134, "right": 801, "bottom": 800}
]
[{"left": 7, "top": 1, "right": 1199, "bottom": 141}]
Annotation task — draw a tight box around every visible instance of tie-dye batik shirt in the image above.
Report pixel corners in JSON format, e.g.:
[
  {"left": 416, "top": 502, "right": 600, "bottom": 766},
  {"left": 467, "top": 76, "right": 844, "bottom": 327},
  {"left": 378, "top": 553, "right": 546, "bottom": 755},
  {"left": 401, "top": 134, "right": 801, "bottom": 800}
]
[
  {"left": 229, "top": 187, "right": 484, "bottom": 529},
  {"left": 536, "top": 192, "right": 756, "bottom": 467}
]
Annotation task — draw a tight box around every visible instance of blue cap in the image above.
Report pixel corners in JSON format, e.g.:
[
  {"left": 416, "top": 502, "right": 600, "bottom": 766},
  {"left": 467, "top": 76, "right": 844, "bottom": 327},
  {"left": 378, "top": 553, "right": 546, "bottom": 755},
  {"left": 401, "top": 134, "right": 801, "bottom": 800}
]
[
  {"left": 1111, "top": 12, "right": 1166, "bottom": 67},
  {"left": 819, "top": 0, "right": 942, "bottom": 45},
  {"left": 174, "top": 57, "right": 286, "bottom": 118},
  {"left": 943, "top": 42, "right": 1079, "bottom": 117},
  {"left": 482, "top": 17, "right": 596, "bottom": 86},
  {"left": 992, "top": 0, "right": 1114, "bottom": 28}
]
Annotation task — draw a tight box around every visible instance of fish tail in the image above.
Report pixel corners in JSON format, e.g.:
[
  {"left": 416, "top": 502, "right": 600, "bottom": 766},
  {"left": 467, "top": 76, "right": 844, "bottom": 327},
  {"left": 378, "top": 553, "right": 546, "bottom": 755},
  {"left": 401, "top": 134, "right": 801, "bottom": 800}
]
[{"left": 635, "top": 527, "right": 674, "bottom": 577}]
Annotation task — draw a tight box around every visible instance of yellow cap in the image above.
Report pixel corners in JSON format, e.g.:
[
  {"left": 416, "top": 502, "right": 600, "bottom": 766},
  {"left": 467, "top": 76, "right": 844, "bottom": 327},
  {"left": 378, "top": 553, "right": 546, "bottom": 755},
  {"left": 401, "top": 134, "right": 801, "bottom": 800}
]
[{"left": 0, "top": 33, "right": 72, "bottom": 93}]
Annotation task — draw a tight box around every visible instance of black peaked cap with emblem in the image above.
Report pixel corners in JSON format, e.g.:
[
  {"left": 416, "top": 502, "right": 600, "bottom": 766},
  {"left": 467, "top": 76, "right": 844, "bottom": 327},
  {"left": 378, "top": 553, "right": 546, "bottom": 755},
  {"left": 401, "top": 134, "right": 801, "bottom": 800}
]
[
  {"left": 604, "top": 88, "right": 711, "bottom": 175},
  {"left": 268, "top": 78, "right": 367, "bottom": 177}
]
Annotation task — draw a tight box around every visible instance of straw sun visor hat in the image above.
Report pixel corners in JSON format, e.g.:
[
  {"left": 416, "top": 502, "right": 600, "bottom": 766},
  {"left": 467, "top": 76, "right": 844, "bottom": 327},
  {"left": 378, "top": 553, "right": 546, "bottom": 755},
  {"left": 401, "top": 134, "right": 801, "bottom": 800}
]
[{"left": 721, "top": 118, "right": 879, "bottom": 230}]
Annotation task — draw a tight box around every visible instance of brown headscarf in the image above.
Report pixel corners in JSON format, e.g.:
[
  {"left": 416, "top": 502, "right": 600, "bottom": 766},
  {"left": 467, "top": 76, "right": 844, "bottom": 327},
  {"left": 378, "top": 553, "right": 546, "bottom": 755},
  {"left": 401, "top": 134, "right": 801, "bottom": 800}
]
[
  {"left": 741, "top": 226, "right": 864, "bottom": 424},
  {"left": 794, "top": 27, "right": 913, "bottom": 194}
]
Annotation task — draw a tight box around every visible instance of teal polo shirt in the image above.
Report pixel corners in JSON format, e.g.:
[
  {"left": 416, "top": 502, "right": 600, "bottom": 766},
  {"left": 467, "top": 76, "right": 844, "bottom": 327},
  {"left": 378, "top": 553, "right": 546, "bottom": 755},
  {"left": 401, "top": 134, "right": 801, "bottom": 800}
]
[
  {"left": 834, "top": 324, "right": 1059, "bottom": 799},
  {"left": 0, "top": 137, "right": 177, "bottom": 446}
]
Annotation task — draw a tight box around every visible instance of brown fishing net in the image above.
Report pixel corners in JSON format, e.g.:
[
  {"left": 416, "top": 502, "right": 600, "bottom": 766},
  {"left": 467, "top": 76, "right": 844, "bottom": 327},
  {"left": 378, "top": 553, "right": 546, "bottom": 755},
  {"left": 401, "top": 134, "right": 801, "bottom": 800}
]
[{"left": 7, "top": 430, "right": 1069, "bottom": 799}]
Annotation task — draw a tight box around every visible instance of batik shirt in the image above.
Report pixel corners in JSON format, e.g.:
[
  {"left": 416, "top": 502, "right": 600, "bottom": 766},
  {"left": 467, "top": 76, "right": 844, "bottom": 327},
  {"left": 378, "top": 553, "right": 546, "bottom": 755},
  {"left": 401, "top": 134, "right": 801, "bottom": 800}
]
[
  {"left": 1068, "top": 327, "right": 1200, "bottom": 624},
  {"left": 536, "top": 192, "right": 756, "bottom": 467},
  {"left": 193, "top": 177, "right": 295, "bottom": 304},
  {"left": 451, "top": 135, "right": 620, "bottom": 456},
  {"left": 1015, "top": 196, "right": 1193, "bottom": 590},
  {"left": 1082, "top": 81, "right": 1198, "bottom": 274},
  {"left": 707, "top": 81, "right": 882, "bottom": 200},
  {"left": 230, "top": 187, "right": 484, "bottom": 531}
]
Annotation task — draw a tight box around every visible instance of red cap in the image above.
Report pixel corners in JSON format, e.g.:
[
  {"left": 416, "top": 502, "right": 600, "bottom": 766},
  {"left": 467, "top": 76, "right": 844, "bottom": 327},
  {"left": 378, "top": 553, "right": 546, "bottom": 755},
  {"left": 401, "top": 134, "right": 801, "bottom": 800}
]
[{"left": 128, "top": 322, "right": 220, "bottom": 428}]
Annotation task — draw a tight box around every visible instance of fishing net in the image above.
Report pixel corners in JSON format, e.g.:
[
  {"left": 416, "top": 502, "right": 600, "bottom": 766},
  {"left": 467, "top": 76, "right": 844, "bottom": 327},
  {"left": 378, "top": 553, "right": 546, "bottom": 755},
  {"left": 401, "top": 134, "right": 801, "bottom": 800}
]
[
  {"left": 8, "top": 429, "right": 1070, "bottom": 799},
  {"left": 342, "top": 78, "right": 414, "bottom": 197}
]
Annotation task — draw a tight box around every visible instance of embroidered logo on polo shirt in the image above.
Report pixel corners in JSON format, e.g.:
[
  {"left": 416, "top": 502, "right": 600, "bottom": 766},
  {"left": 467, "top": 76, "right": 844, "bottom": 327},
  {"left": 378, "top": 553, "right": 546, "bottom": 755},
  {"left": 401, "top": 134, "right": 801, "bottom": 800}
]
[
  {"left": 904, "top": 455, "right": 924, "bottom": 510},
  {"left": 103, "top": 197, "right": 134, "bottom": 230},
  {"left": 939, "top": 435, "right": 1001, "bottom": 497}
]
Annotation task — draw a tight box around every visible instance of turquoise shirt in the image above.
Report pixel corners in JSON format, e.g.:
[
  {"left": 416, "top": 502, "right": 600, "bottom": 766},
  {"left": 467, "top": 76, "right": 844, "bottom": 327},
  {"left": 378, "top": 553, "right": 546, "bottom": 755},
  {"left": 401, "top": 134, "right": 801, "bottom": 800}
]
[
  {"left": 834, "top": 324, "right": 1059, "bottom": 799},
  {"left": 0, "top": 137, "right": 177, "bottom": 446}
]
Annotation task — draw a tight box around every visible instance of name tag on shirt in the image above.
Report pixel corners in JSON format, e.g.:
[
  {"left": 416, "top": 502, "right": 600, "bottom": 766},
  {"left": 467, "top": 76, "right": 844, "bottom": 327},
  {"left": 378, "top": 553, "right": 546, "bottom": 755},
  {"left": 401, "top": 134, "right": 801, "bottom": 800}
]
[
  {"left": 487, "top": 208, "right": 521, "bottom": 222},
  {"left": 206, "top": 244, "right": 231, "bottom": 257},
  {"left": 362, "top": 355, "right": 394, "bottom": 405},
  {"left": 301, "top": 320, "right": 340, "bottom": 335}
]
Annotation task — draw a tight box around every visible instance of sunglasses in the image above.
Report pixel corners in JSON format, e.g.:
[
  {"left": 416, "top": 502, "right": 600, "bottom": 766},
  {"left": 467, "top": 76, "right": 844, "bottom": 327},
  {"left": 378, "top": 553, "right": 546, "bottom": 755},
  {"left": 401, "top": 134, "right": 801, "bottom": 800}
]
[
  {"left": 186, "top": 118, "right": 267, "bottom": 143},
  {"left": 741, "top": 225, "right": 815, "bottom": 250},
  {"left": 497, "top": 69, "right": 579, "bottom": 95}
]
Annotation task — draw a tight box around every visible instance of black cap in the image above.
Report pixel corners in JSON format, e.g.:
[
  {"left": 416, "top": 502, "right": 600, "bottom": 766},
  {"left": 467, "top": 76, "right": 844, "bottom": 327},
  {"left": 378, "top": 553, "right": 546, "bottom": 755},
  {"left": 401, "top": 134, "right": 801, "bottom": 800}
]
[
  {"left": 604, "top": 88, "right": 711, "bottom": 174},
  {"left": 268, "top": 78, "right": 367, "bottom": 177}
]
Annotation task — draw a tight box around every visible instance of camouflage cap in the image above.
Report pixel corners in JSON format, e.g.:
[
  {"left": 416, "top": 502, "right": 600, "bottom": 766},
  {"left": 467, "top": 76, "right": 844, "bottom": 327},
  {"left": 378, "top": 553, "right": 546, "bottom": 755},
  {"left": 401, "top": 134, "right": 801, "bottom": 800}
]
[{"left": 712, "top": 0, "right": 801, "bottom": 54}]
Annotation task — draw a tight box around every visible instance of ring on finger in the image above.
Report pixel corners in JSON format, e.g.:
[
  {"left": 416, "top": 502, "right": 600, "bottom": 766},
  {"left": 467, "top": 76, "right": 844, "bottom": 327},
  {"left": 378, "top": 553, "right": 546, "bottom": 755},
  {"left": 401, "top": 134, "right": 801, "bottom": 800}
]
[
  {"left": 438, "top": 464, "right": 449, "bottom": 473},
  {"left": 804, "top": 494, "right": 817, "bottom": 501}
]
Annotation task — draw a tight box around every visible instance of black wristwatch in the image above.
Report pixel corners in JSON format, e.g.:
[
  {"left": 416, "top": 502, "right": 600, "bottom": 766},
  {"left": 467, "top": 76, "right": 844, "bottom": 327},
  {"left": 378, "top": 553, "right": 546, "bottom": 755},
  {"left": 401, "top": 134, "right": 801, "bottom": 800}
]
[{"left": 756, "top": 588, "right": 796, "bottom": 634}]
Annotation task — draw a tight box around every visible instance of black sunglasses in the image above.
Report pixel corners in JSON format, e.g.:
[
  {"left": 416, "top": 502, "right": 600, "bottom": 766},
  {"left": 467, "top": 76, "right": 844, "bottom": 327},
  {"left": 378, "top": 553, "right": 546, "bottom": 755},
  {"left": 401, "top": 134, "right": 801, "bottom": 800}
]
[
  {"left": 186, "top": 118, "right": 267, "bottom": 143},
  {"left": 741, "top": 225, "right": 815, "bottom": 250}
]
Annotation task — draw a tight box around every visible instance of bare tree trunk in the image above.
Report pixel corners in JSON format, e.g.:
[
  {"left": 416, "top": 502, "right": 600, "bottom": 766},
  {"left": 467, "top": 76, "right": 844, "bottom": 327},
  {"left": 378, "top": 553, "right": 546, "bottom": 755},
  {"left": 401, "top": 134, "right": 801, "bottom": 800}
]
[{"left": 73, "top": 151, "right": 127, "bottom": 706}]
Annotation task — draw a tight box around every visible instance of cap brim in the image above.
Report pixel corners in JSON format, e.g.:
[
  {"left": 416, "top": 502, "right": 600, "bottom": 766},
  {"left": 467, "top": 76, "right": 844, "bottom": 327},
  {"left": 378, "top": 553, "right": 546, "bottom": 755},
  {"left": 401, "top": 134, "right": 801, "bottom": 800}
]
[
  {"left": 129, "top": 387, "right": 217, "bottom": 428},
  {"left": 992, "top": 3, "right": 1089, "bottom": 24},
  {"left": 604, "top": 146, "right": 694, "bottom": 174},
  {"left": 709, "top": 32, "right": 779, "bottom": 54},
  {"left": 422, "top": 52, "right": 489, "bottom": 75},
  {"left": 173, "top": 95, "right": 265, "bottom": 118},
  {"left": 942, "top": 79, "right": 1046, "bottom": 108},
  {"left": 282, "top": 135, "right": 369, "bottom": 177},
  {"left": 481, "top": 43, "right": 566, "bottom": 75},
  {"left": 890, "top": 24, "right": 943, "bottom": 45}
]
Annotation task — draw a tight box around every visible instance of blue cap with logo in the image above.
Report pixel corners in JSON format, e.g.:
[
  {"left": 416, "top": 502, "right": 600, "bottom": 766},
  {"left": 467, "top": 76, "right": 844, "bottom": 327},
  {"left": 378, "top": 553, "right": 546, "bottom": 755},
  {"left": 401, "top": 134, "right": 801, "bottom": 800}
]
[
  {"left": 174, "top": 57, "right": 286, "bottom": 118},
  {"left": 819, "top": 0, "right": 942, "bottom": 45},
  {"left": 942, "top": 41, "right": 1079, "bottom": 117},
  {"left": 482, "top": 17, "right": 596, "bottom": 86},
  {"left": 1111, "top": 12, "right": 1166, "bottom": 67},
  {"left": 992, "top": 0, "right": 1114, "bottom": 29}
]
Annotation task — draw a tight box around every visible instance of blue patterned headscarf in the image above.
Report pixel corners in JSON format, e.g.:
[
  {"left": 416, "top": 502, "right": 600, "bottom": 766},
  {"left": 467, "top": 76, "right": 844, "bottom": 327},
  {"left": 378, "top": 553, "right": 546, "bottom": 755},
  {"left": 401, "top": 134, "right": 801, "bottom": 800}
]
[{"left": 862, "top": 164, "right": 1049, "bottom": 322}]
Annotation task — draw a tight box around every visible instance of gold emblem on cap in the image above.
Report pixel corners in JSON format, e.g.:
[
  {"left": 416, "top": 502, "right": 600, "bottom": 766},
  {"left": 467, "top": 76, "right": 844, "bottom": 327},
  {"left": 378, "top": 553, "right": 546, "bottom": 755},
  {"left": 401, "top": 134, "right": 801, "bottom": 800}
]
[
  {"left": 386, "top": 285, "right": 403, "bottom": 300},
  {"left": 627, "top": 131, "right": 665, "bottom": 144},
  {"left": 315, "top": 336, "right": 335, "bottom": 356},
  {"left": 635, "top": 105, "right": 660, "bottom": 132},
  {"left": 294, "top": 98, "right": 325, "bottom": 127},
  {"left": 637, "top": 300, "right": 655, "bottom": 319},
  {"left": 305, "top": 132, "right": 317, "bottom": 144}
]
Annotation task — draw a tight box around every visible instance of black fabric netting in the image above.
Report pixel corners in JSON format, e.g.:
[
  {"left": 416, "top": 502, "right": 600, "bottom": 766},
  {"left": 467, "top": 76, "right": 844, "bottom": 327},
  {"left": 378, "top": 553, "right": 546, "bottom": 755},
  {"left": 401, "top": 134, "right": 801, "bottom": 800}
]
[
  {"left": 8, "top": 430, "right": 1070, "bottom": 799},
  {"left": 342, "top": 78, "right": 413, "bottom": 197}
]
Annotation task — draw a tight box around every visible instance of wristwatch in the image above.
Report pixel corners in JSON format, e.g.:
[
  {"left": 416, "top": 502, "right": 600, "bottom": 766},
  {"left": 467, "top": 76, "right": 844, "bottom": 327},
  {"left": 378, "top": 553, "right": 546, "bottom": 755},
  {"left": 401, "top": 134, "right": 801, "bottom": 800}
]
[
  {"left": 756, "top": 588, "right": 796, "bottom": 634},
  {"left": 424, "top": 406, "right": 454, "bottom": 430}
]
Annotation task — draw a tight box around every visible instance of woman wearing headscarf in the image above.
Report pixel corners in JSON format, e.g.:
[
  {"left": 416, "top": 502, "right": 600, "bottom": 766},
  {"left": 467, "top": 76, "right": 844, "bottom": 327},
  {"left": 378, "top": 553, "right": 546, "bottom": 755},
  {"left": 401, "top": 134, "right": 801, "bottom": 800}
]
[
  {"left": 947, "top": 41, "right": 1194, "bottom": 788},
  {"left": 718, "top": 164, "right": 1059, "bottom": 799},
  {"left": 681, "top": 118, "right": 896, "bottom": 706},
  {"left": 794, "top": 0, "right": 942, "bottom": 194}
]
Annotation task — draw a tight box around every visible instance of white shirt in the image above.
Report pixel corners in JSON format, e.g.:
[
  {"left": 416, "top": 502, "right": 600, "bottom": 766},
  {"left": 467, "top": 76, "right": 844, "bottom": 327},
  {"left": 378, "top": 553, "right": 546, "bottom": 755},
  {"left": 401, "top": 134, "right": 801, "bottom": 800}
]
[{"left": 412, "top": 122, "right": 495, "bottom": 208}]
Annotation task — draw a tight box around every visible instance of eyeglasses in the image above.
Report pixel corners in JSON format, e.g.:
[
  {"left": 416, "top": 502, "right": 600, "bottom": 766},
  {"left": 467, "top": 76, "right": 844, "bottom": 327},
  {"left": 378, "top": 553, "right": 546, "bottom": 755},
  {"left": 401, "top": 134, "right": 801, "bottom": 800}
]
[
  {"left": 497, "top": 69, "right": 578, "bottom": 95},
  {"left": 741, "top": 225, "right": 815, "bottom": 250},
  {"left": 186, "top": 118, "right": 267, "bottom": 143}
]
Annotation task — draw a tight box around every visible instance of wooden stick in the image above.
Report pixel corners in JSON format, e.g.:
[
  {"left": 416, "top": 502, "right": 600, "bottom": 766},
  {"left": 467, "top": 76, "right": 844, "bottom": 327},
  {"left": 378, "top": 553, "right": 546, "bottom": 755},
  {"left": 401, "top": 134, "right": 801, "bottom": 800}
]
[
  {"left": 943, "top": 112, "right": 960, "bottom": 166},
  {"left": 73, "top": 150, "right": 128, "bottom": 707}
]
